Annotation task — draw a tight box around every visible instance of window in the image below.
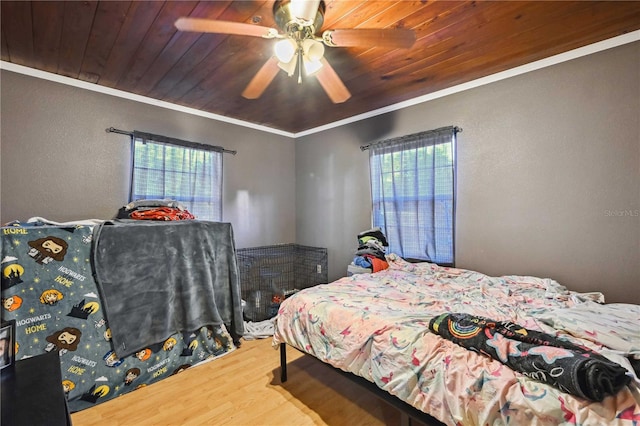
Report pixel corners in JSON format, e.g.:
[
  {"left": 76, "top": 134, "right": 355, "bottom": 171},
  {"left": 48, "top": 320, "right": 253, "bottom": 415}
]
[
  {"left": 130, "top": 133, "right": 223, "bottom": 221},
  {"left": 368, "top": 126, "right": 457, "bottom": 265}
]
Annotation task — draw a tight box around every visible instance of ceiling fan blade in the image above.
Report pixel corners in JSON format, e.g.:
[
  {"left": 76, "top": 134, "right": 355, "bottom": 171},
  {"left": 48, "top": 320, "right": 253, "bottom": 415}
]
[
  {"left": 315, "top": 57, "right": 351, "bottom": 104},
  {"left": 175, "top": 17, "right": 277, "bottom": 38},
  {"left": 242, "top": 57, "right": 281, "bottom": 99},
  {"left": 323, "top": 28, "right": 416, "bottom": 49}
]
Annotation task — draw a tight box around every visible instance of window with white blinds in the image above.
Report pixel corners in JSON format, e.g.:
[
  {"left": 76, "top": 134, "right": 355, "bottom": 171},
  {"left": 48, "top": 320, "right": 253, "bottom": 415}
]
[
  {"left": 369, "top": 126, "right": 457, "bottom": 265},
  {"left": 130, "top": 136, "right": 222, "bottom": 221}
]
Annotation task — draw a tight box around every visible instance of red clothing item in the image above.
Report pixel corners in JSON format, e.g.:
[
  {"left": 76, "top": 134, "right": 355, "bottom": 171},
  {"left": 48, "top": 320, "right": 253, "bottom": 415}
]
[
  {"left": 370, "top": 257, "right": 389, "bottom": 273},
  {"left": 129, "top": 207, "right": 195, "bottom": 221}
]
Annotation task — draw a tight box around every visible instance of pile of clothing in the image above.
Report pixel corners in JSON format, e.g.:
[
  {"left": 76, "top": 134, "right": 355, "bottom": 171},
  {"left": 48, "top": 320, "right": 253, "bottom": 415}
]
[
  {"left": 115, "top": 199, "right": 196, "bottom": 221},
  {"left": 349, "top": 227, "right": 390, "bottom": 274}
]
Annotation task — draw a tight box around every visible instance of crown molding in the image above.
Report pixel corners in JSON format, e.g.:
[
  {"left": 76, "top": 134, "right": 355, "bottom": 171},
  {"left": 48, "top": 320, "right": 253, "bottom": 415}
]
[{"left": 2, "top": 29, "right": 638, "bottom": 139}]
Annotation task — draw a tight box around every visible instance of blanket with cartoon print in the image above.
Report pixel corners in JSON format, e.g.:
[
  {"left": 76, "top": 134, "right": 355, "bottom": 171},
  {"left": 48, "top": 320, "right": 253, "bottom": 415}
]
[
  {"left": 428, "top": 312, "right": 630, "bottom": 401},
  {"left": 1, "top": 223, "right": 236, "bottom": 413},
  {"left": 92, "top": 220, "right": 244, "bottom": 358}
]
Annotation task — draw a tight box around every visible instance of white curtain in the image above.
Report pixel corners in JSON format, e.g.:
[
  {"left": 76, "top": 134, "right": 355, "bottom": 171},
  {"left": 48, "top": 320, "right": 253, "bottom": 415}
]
[{"left": 369, "top": 126, "right": 456, "bottom": 265}]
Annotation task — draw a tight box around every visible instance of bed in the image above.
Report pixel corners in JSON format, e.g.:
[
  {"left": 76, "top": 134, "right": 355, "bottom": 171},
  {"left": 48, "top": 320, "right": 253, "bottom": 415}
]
[
  {"left": 1, "top": 219, "right": 243, "bottom": 413},
  {"left": 273, "top": 254, "right": 640, "bottom": 425}
]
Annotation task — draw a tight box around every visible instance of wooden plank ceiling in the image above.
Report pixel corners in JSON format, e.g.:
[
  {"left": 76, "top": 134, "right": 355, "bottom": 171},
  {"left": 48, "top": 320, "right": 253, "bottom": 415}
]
[{"left": 2, "top": 1, "right": 639, "bottom": 134}]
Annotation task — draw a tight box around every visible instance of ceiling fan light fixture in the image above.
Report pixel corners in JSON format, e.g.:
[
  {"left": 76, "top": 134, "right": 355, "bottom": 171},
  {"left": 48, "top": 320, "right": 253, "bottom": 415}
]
[
  {"left": 289, "top": 0, "right": 321, "bottom": 25},
  {"left": 277, "top": 55, "right": 298, "bottom": 76},
  {"left": 302, "top": 39, "right": 324, "bottom": 61},
  {"left": 274, "top": 39, "right": 297, "bottom": 63},
  {"left": 303, "top": 58, "right": 323, "bottom": 76},
  {"left": 274, "top": 0, "right": 325, "bottom": 33}
]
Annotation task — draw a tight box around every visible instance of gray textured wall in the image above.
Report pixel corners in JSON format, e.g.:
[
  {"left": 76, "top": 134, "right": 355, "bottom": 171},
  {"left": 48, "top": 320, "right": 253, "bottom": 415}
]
[
  {"left": 0, "top": 71, "right": 296, "bottom": 249},
  {"left": 1, "top": 41, "right": 638, "bottom": 304},
  {"left": 296, "top": 41, "right": 640, "bottom": 304}
]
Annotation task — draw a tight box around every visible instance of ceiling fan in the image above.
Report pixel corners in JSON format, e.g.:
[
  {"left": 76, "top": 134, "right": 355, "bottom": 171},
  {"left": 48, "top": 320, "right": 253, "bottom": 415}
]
[{"left": 174, "top": 0, "right": 416, "bottom": 103}]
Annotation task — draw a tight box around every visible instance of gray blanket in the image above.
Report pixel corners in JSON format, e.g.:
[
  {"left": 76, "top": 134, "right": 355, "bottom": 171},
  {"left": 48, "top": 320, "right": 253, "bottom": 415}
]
[{"left": 92, "top": 220, "right": 244, "bottom": 358}]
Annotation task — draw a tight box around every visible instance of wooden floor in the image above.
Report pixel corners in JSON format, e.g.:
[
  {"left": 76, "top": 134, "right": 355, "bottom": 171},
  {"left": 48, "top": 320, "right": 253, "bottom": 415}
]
[{"left": 71, "top": 338, "right": 425, "bottom": 426}]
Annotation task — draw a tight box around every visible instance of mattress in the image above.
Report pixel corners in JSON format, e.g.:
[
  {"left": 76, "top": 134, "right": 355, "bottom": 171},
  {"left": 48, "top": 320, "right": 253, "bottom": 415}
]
[{"left": 273, "top": 254, "right": 640, "bottom": 425}]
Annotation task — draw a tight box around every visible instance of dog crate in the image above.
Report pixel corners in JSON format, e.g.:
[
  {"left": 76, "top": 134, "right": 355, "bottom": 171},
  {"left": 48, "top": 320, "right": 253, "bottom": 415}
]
[{"left": 236, "top": 244, "right": 328, "bottom": 321}]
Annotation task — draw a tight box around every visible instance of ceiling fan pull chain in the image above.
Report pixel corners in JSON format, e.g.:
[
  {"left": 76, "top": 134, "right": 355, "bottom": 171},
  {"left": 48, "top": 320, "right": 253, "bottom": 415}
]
[{"left": 297, "top": 47, "right": 304, "bottom": 84}]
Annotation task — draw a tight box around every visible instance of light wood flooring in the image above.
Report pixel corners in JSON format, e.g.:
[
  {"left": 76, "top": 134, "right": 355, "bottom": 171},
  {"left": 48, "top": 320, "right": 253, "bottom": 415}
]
[{"left": 70, "top": 338, "right": 428, "bottom": 426}]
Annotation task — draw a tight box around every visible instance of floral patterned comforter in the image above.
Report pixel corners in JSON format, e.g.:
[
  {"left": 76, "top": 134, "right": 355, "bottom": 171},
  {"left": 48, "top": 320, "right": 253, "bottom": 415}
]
[{"left": 273, "top": 255, "right": 640, "bottom": 425}]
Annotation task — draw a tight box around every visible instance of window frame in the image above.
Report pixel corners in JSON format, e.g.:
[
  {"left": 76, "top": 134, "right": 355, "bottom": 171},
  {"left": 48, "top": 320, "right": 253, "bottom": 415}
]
[
  {"left": 368, "top": 126, "right": 458, "bottom": 266},
  {"left": 129, "top": 132, "right": 224, "bottom": 222}
]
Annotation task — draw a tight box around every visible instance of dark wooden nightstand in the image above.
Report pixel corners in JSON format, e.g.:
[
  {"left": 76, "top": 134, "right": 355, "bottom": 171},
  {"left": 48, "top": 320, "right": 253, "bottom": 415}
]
[{"left": 1, "top": 351, "right": 71, "bottom": 426}]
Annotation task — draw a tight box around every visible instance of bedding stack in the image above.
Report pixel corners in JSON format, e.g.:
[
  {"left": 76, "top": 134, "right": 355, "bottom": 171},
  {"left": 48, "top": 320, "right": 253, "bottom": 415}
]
[
  {"left": 348, "top": 227, "right": 389, "bottom": 275},
  {"left": 115, "top": 199, "right": 195, "bottom": 220}
]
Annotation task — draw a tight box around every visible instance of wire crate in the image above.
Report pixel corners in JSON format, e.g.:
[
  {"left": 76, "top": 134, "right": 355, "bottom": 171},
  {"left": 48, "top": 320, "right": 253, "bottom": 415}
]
[{"left": 236, "top": 244, "right": 328, "bottom": 321}]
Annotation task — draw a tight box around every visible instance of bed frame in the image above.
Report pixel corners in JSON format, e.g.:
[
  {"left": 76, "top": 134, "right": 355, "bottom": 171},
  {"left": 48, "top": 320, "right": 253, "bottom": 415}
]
[{"left": 279, "top": 343, "right": 445, "bottom": 426}]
